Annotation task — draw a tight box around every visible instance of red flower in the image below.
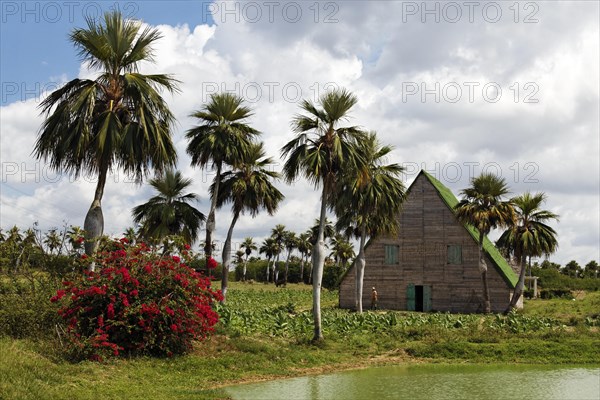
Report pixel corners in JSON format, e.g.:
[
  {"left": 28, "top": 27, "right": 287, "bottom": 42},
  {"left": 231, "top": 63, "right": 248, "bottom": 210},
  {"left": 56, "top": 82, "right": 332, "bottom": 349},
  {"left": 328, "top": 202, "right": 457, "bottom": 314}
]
[
  {"left": 172, "top": 255, "right": 181, "bottom": 263},
  {"left": 107, "top": 303, "right": 115, "bottom": 319},
  {"left": 184, "top": 244, "right": 191, "bottom": 250},
  {"left": 207, "top": 257, "right": 217, "bottom": 270},
  {"left": 81, "top": 254, "right": 88, "bottom": 260},
  {"left": 119, "top": 238, "right": 129, "bottom": 244},
  {"left": 50, "top": 289, "right": 66, "bottom": 303}
]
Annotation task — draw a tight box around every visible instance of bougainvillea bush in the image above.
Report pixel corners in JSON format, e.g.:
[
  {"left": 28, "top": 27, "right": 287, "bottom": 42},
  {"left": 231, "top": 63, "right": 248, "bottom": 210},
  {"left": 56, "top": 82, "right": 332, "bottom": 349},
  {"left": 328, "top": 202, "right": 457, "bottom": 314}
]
[{"left": 51, "top": 240, "right": 222, "bottom": 361}]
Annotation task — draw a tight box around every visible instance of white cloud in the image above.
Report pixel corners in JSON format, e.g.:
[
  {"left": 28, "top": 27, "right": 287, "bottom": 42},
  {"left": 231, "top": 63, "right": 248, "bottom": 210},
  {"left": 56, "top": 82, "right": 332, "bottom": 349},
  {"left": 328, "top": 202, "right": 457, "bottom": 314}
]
[{"left": 1, "top": 1, "right": 598, "bottom": 266}]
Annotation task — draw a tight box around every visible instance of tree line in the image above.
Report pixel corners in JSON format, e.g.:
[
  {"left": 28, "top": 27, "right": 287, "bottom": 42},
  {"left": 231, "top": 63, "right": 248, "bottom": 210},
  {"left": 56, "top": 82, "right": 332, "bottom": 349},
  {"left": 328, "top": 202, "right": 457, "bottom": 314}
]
[{"left": 18, "top": 11, "right": 572, "bottom": 341}]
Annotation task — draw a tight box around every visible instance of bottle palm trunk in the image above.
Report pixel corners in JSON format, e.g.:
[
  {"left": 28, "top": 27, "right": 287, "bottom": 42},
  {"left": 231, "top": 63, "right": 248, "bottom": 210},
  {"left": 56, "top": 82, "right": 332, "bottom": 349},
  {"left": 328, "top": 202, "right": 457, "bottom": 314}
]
[
  {"left": 84, "top": 165, "right": 108, "bottom": 271},
  {"left": 478, "top": 232, "right": 491, "bottom": 313},
  {"left": 311, "top": 184, "right": 328, "bottom": 341},
  {"left": 220, "top": 211, "right": 239, "bottom": 302},
  {"left": 205, "top": 163, "right": 222, "bottom": 269},
  {"left": 354, "top": 224, "right": 368, "bottom": 313}
]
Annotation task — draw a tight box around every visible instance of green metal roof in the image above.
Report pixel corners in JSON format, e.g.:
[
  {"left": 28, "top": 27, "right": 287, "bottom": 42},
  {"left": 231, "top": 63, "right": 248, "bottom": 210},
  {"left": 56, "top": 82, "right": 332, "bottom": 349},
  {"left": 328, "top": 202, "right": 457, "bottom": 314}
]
[{"left": 421, "top": 171, "right": 518, "bottom": 288}]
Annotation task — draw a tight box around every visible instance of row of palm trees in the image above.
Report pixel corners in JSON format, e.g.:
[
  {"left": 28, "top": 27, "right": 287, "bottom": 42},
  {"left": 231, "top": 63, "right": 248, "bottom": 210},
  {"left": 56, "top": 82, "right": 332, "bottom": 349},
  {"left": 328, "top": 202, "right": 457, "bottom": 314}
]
[
  {"left": 32, "top": 11, "right": 559, "bottom": 340},
  {"left": 31, "top": 12, "right": 404, "bottom": 335},
  {"left": 455, "top": 174, "right": 559, "bottom": 313}
]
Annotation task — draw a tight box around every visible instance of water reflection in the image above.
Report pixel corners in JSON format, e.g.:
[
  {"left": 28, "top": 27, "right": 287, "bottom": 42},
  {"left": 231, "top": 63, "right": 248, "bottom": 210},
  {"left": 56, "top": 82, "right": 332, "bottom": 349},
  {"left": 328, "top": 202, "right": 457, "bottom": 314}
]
[{"left": 225, "top": 364, "right": 600, "bottom": 400}]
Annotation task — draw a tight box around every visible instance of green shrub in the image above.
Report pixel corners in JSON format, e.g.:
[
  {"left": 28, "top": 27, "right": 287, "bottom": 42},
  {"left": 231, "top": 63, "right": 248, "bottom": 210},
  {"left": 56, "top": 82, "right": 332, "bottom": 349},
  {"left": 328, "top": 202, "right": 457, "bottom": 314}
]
[
  {"left": 0, "top": 273, "right": 63, "bottom": 339},
  {"left": 539, "top": 289, "right": 574, "bottom": 300}
]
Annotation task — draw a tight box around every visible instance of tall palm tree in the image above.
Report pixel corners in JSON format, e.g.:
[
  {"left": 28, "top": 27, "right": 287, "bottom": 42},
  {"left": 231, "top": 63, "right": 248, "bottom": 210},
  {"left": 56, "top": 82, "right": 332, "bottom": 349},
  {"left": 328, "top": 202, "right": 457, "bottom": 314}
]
[
  {"left": 213, "top": 143, "right": 284, "bottom": 301},
  {"left": 455, "top": 173, "right": 515, "bottom": 313},
  {"left": 329, "top": 234, "right": 355, "bottom": 269},
  {"left": 240, "top": 237, "right": 257, "bottom": 281},
  {"left": 122, "top": 227, "right": 138, "bottom": 244},
  {"left": 260, "top": 237, "right": 279, "bottom": 282},
  {"left": 282, "top": 231, "right": 298, "bottom": 284},
  {"left": 296, "top": 232, "right": 312, "bottom": 283},
  {"left": 308, "top": 218, "right": 336, "bottom": 245},
  {"left": 270, "top": 224, "right": 287, "bottom": 282},
  {"left": 33, "top": 12, "right": 179, "bottom": 266},
  {"left": 186, "top": 93, "right": 260, "bottom": 265},
  {"left": 335, "top": 132, "right": 406, "bottom": 312},
  {"left": 497, "top": 192, "right": 559, "bottom": 311},
  {"left": 44, "top": 229, "right": 63, "bottom": 255},
  {"left": 132, "top": 170, "right": 205, "bottom": 246},
  {"left": 281, "top": 88, "right": 364, "bottom": 341}
]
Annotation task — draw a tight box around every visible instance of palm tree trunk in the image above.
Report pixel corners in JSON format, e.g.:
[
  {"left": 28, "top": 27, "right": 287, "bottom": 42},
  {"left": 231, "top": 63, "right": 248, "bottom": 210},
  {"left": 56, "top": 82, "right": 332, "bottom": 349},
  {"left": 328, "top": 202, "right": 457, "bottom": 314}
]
[
  {"left": 478, "top": 232, "right": 491, "bottom": 313},
  {"left": 311, "top": 184, "right": 328, "bottom": 342},
  {"left": 205, "top": 163, "right": 222, "bottom": 271},
  {"left": 84, "top": 164, "right": 108, "bottom": 271},
  {"left": 355, "top": 224, "right": 368, "bottom": 313},
  {"left": 220, "top": 212, "right": 239, "bottom": 303},
  {"left": 507, "top": 254, "right": 527, "bottom": 312},
  {"left": 243, "top": 255, "right": 249, "bottom": 281},
  {"left": 274, "top": 253, "right": 280, "bottom": 284},
  {"left": 284, "top": 249, "right": 292, "bottom": 284},
  {"left": 300, "top": 253, "right": 305, "bottom": 284},
  {"left": 265, "top": 257, "right": 271, "bottom": 281}
]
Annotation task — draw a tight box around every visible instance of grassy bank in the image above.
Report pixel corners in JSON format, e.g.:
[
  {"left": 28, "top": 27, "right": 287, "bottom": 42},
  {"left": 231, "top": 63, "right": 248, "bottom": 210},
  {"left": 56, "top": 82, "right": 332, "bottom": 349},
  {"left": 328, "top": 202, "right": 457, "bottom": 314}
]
[{"left": 1, "top": 283, "right": 599, "bottom": 399}]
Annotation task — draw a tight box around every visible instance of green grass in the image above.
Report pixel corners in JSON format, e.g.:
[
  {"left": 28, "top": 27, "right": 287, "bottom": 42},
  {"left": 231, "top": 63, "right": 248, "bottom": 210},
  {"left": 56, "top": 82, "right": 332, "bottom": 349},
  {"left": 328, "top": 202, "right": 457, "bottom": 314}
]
[
  {"left": 1, "top": 281, "right": 599, "bottom": 400},
  {"left": 523, "top": 290, "right": 600, "bottom": 324}
]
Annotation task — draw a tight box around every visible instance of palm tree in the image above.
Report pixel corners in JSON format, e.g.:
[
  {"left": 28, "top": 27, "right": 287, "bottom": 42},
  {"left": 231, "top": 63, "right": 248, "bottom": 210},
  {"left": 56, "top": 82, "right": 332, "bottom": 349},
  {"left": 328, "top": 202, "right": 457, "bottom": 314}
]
[
  {"left": 122, "top": 227, "right": 137, "bottom": 244},
  {"left": 329, "top": 234, "right": 355, "bottom": 269},
  {"left": 33, "top": 12, "right": 179, "bottom": 266},
  {"left": 334, "top": 132, "right": 406, "bottom": 312},
  {"left": 186, "top": 93, "right": 260, "bottom": 264},
  {"left": 281, "top": 88, "right": 364, "bottom": 341},
  {"left": 455, "top": 173, "right": 515, "bottom": 313},
  {"left": 270, "top": 224, "right": 287, "bottom": 282},
  {"left": 308, "top": 218, "right": 335, "bottom": 245},
  {"left": 297, "top": 232, "right": 312, "bottom": 284},
  {"left": 132, "top": 170, "right": 206, "bottom": 246},
  {"left": 240, "top": 237, "right": 257, "bottom": 281},
  {"left": 213, "top": 143, "right": 284, "bottom": 301},
  {"left": 44, "top": 229, "right": 63, "bottom": 255},
  {"left": 282, "top": 231, "right": 298, "bottom": 284},
  {"left": 260, "top": 237, "right": 279, "bottom": 282},
  {"left": 234, "top": 250, "right": 245, "bottom": 268},
  {"left": 497, "top": 192, "right": 559, "bottom": 311}
]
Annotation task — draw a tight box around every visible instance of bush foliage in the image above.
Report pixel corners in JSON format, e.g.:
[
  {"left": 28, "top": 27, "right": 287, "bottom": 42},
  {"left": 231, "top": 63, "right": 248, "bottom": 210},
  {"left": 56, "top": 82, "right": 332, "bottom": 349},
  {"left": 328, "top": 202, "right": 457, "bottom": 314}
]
[{"left": 51, "top": 240, "right": 222, "bottom": 361}]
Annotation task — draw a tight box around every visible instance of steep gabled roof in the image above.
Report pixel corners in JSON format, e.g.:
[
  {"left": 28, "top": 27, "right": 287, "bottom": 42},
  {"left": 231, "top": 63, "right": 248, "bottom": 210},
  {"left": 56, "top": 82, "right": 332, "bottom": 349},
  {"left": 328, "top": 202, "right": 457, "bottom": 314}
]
[{"left": 420, "top": 170, "right": 517, "bottom": 288}]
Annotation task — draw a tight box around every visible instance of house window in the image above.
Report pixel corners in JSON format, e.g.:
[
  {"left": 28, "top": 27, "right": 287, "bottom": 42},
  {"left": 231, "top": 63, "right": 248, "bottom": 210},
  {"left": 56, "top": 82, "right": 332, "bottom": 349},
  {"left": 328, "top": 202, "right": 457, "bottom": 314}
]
[
  {"left": 447, "top": 245, "right": 462, "bottom": 264},
  {"left": 384, "top": 245, "right": 399, "bottom": 265}
]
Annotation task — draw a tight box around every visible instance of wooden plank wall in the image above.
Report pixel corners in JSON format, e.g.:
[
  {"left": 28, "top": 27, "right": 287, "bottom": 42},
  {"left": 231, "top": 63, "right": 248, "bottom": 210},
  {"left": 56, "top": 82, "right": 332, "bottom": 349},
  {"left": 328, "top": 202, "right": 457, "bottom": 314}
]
[{"left": 339, "top": 173, "right": 513, "bottom": 313}]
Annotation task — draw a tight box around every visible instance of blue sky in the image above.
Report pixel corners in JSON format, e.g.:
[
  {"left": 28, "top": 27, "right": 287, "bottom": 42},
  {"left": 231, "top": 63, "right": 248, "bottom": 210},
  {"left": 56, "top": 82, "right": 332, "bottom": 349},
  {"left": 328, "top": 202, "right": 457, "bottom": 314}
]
[
  {"left": 1, "top": 1, "right": 213, "bottom": 105},
  {"left": 1, "top": 1, "right": 598, "bottom": 266}
]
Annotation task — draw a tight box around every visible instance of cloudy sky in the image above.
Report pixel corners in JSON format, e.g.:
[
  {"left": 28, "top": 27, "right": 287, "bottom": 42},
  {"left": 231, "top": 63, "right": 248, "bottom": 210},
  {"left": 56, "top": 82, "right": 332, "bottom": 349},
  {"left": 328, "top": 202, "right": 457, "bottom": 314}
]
[{"left": 1, "top": 1, "right": 598, "bottom": 266}]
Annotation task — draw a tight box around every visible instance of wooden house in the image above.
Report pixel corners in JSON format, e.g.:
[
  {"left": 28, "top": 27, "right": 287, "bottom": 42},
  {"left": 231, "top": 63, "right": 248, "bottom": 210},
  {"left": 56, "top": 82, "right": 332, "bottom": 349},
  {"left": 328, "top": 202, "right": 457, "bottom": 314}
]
[{"left": 339, "top": 170, "right": 519, "bottom": 313}]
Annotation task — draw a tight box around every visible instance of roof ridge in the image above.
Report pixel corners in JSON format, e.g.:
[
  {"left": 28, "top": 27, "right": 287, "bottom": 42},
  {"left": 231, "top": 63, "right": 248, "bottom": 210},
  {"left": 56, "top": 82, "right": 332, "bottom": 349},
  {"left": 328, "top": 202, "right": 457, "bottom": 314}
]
[{"left": 420, "top": 170, "right": 518, "bottom": 288}]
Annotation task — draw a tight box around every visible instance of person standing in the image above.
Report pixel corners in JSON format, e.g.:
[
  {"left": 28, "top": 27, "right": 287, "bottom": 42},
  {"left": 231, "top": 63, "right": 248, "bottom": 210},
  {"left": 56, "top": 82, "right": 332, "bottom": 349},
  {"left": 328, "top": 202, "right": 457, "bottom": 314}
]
[{"left": 371, "top": 287, "right": 378, "bottom": 310}]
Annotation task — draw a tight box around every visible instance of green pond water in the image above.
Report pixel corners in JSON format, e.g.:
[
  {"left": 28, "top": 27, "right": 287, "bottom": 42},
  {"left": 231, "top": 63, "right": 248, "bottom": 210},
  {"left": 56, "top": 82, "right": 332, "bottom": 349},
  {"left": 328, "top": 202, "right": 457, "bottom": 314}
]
[{"left": 224, "top": 364, "right": 600, "bottom": 400}]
